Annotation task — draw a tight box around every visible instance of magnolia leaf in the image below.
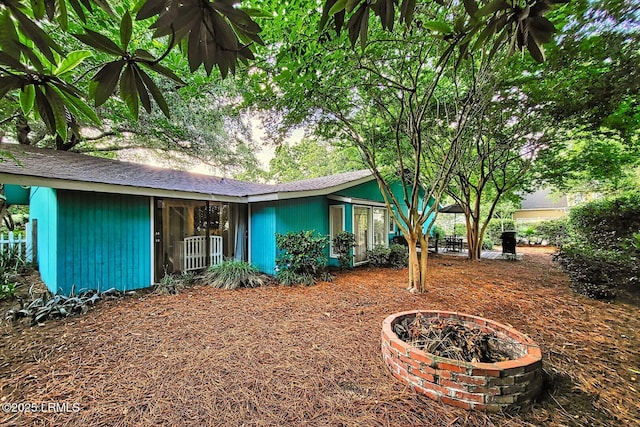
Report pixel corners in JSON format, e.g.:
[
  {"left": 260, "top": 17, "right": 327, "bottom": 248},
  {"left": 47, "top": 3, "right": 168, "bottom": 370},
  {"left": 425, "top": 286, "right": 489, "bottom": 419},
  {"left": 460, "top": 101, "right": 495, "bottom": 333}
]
[
  {"left": 120, "top": 11, "right": 133, "bottom": 50},
  {"left": 20, "top": 85, "right": 36, "bottom": 115},
  {"left": 423, "top": 20, "right": 453, "bottom": 34},
  {"left": 74, "top": 29, "right": 124, "bottom": 56},
  {"left": 7, "top": 4, "right": 63, "bottom": 63},
  {"left": 145, "top": 62, "right": 186, "bottom": 85},
  {"left": 476, "top": 0, "right": 511, "bottom": 18},
  {"left": 68, "top": 0, "right": 87, "bottom": 22},
  {"left": 463, "top": 0, "right": 479, "bottom": 16},
  {"left": 527, "top": 36, "right": 545, "bottom": 63},
  {"left": 328, "top": 0, "right": 348, "bottom": 17},
  {"left": 55, "top": 50, "right": 92, "bottom": 75},
  {"left": 0, "top": 52, "right": 26, "bottom": 70},
  {"left": 136, "top": 0, "right": 167, "bottom": 20},
  {"left": 137, "top": 67, "right": 171, "bottom": 117},
  {"left": 0, "top": 75, "right": 23, "bottom": 100},
  {"left": 44, "top": 85, "right": 69, "bottom": 141},
  {"left": 91, "top": 60, "right": 125, "bottom": 106},
  {"left": 119, "top": 64, "right": 139, "bottom": 119},
  {"left": 131, "top": 65, "right": 152, "bottom": 113},
  {"left": 0, "top": 9, "right": 21, "bottom": 60},
  {"left": 399, "top": 0, "right": 416, "bottom": 25},
  {"left": 55, "top": 85, "right": 102, "bottom": 127}
]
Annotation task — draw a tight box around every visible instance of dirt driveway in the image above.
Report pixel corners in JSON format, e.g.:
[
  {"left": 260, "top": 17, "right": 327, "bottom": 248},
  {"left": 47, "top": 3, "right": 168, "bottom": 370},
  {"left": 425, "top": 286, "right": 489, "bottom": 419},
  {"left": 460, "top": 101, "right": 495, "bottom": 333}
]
[{"left": 1, "top": 247, "right": 638, "bottom": 426}]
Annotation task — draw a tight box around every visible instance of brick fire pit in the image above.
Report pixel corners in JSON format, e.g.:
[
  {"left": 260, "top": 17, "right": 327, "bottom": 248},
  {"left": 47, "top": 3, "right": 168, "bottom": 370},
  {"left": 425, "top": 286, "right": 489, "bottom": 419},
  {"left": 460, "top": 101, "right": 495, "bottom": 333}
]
[{"left": 381, "top": 310, "right": 543, "bottom": 412}]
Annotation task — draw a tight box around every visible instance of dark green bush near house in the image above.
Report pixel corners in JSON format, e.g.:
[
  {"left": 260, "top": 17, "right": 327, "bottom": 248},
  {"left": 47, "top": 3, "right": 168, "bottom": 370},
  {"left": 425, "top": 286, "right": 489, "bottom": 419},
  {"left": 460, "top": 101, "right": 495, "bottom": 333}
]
[
  {"left": 486, "top": 220, "right": 516, "bottom": 243},
  {"left": 430, "top": 225, "right": 446, "bottom": 240},
  {"left": 6, "top": 286, "right": 123, "bottom": 325},
  {"left": 202, "top": 260, "right": 265, "bottom": 290},
  {"left": 366, "top": 245, "right": 390, "bottom": 267},
  {"left": 275, "top": 230, "right": 328, "bottom": 285},
  {"left": 0, "top": 245, "right": 28, "bottom": 300},
  {"left": 388, "top": 244, "right": 409, "bottom": 269},
  {"left": 536, "top": 218, "right": 570, "bottom": 247},
  {"left": 332, "top": 231, "right": 356, "bottom": 269},
  {"left": 481, "top": 239, "right": 494, "bottom": 250},
  {"left": 554, "top": 191, "right": 639, "bottom": 299},
  {"left": 275, "top": 269, "right": 314, "bottom": 286}
]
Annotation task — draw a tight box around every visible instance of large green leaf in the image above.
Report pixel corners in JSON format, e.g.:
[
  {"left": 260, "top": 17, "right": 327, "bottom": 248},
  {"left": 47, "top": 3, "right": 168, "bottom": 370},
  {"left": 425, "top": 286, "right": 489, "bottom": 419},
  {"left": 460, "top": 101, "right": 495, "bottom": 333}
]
[
  {"left": 137, "top": 67, "right": 171, "bottom": 117},
  {"left": 74, "top": 29, "right": 124, "bottom": 55},
  {"left": 0, "top": 9, "right": 21, "bottom": 60},
  {"left": 120, "top": 64, "right": 139, "bottom": 119},
  {"left": 475, "top": 0, "right": 511, "bottom": 18},
  {"left": 55, "top": 84, "right": 102, "bottom": 127},
  {"left": 6, "top": 3, "right": 64, "bottom": 63},
  {"left": 44, "top": 85, "right": 69, "bottom": 141},
  {"left": 55, "top": 50, "right": 92, "bottom": 75},
  {"left": 19, "top": 85, "right": 36, "bottom": 115},
  {"left": 0, "top": 75, "right": 23, "bottom": 100},
  {"left": 120, "top": 11, "right": 133, "bottom": 50},
  {"left": 90, "top": 60, "right": 125, "bottom": 106},
  {"left": 422, "top": 20, "right": 453, "bottom": 34}
]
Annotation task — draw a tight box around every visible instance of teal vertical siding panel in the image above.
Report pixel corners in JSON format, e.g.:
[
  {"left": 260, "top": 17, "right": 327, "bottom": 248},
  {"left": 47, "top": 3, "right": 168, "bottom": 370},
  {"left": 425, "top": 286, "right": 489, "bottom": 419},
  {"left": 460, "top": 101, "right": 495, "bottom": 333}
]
[
  {"left": 4, "top": 184, "right": 30, "bottom": 204},
  {"left": 56, "top": 191, "right": 151, "bottom": 294},
  {"left": 29, "top": 187, "right": 58, "bottom": 293},
  {"left": 275, "top": 197, "right": 328, "bottom": 235},
  {"left": 275, "top": 197, "right": 330, "bottom": 270},
  {"left": 336, "top": 180, "right": 385, "bottom": 201},
  {"left": 250, "top": 203, "right": 277, "bottom": 274}
]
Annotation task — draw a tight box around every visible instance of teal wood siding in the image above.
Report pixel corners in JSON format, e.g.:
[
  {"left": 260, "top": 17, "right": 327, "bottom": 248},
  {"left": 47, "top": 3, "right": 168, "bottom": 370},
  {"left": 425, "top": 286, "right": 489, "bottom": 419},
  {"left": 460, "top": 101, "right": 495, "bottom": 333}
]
[
  {"left": 250, "top": 203, "right": 277, "bottom": 274},
  {"left": 327, "top": 201, "right": 353, "bottom": 267},
  {"left": 4, "top": 184, "right": 30, "bottom": 204},
  {"left": 56, "top": 190, "right": 151, "bottom": 294},
  {"left": 250, "top": 197, "right": 329, "bottom": 274},
  {"left": 336, "top": 180, "right": 385, "bottom": 202},
  {"left": 29, "top": 187, "right": 58, "bottom": 293},
  {"left": 276, "top": 197, "right": 329, "bottom": 270}
]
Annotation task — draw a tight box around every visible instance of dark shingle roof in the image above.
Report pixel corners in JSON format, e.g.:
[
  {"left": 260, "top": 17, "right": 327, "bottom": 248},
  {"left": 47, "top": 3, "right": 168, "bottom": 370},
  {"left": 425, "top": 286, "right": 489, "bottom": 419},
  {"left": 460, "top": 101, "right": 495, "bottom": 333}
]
[{"left": 0, "top": 144, "right": 372, "bottom": 200}]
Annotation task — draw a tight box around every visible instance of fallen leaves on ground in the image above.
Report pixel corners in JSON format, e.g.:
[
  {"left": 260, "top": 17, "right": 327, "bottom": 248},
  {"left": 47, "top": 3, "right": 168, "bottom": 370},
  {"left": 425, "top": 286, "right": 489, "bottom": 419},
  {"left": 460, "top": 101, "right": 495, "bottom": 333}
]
[{"left": 1, "top": 247, "right": 638, "bottom": 426}]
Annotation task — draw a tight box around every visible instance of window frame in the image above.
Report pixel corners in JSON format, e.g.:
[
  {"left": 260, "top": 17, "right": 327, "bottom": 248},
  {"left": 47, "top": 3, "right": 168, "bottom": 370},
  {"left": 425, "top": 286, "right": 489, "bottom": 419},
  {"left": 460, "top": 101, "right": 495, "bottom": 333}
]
[{"left": 329, "top": 204, "right": 345, "bottom": 258}]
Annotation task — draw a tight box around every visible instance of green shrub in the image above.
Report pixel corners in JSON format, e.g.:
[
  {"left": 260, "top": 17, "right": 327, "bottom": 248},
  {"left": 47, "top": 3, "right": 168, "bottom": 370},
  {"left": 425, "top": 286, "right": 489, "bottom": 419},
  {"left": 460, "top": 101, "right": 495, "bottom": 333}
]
[
  {"left": 0, "top": 282, "right": 16, "bottom": 300},
  {"left": 6, "top": 286, "right": 123, "bottom": 325},
  {"left": 569, "top": 191, "right": 640, "bottom": 249},
  {"left": 203, "top": 260, "right": 265, "bottom": 290},
  {"left": 275, "top": 230, "right": 328, "bottom": 278},
  {"left": 481, "top": 239, "right": 494, "bottom": 250},
  {"left": 430, "top": 225, "right": 446, "bottom": 240},
  {"left": 486, "top": 219, "right": 516, "bottom": 243},
  {"left": 366, "top": 245, "right": 390, "bottom": 267},
  {"left": 388, "top": 244, "right": 409, "bottom": 268},
  {"left": 332, "top": 231, "right": 356, "bottom": 269},
  {"left": 554, "top": 244, "right": 634, "bottom": 299},
  {"left": 275, "top": 269, "right": 314, "bottom": 286},
  {"left": 536, "top": 218, "right": 570, "bottom": 247},
  {"left": 554, "top": 191, "right": 640, "bottom": 299}
]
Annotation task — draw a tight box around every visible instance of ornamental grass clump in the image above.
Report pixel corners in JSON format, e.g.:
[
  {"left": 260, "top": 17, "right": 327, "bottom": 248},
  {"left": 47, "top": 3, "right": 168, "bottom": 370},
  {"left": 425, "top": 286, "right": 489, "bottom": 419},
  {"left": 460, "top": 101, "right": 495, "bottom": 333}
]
[{"left": 203, "top": 260, "right": 265, "bottom": 290}]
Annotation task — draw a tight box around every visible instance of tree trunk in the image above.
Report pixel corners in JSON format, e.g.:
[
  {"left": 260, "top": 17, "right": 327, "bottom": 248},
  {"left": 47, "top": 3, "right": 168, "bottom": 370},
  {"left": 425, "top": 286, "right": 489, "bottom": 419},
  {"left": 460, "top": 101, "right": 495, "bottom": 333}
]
[
  {"left": 466, "top": 217, "right": 482, "bottom": 261},
  {"left": 406, "top": 235, "right": 421, "bottom": 292}
]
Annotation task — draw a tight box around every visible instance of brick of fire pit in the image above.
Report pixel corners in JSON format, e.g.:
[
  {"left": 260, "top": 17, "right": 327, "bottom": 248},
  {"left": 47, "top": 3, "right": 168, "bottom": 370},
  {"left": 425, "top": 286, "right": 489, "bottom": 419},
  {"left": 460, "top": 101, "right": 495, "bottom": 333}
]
[{"left": 381, "top": 310, "right": 543, "bottom": 412}]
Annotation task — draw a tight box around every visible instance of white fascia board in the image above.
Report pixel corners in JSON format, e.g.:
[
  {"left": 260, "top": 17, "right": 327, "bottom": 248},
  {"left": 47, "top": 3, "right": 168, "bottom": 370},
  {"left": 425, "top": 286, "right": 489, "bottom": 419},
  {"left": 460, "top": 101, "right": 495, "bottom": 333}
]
[
  {"left": 247, "top": 175, "right": 376, "bottom": 202},
  {"left": 0, "top": 173, "right": 247, "bottom": 203}
]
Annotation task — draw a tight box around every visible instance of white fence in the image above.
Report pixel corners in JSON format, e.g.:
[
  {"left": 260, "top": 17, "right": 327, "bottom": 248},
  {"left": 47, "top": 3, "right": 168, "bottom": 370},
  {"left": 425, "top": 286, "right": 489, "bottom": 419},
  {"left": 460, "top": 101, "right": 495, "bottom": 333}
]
[
  {"left": 183, "top": 235, "right": 223, "bottom": 272},
  {"left": 0, "top": 222, "right": 32, "bottom": 262}
]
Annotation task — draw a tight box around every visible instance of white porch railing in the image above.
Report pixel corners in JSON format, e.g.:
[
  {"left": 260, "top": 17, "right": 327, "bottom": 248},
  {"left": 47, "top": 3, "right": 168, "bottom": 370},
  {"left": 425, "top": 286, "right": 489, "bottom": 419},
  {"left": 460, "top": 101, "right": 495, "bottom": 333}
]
[
  {"left": 183, "top": 235, "right": 223, "bottom": 272},
  {"left": 0, "top": 222, "right": 32, "bottom": 262}
]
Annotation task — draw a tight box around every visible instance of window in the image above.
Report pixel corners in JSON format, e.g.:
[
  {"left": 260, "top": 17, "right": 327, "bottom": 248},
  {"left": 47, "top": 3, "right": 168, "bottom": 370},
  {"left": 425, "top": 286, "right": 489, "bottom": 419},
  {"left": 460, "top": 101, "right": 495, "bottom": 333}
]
[
  {"left": 329, "top": 205, "right": 345, "bottom": 257},
  {"left": 373, "top": 207, "right": 389, "bottom": 247}
]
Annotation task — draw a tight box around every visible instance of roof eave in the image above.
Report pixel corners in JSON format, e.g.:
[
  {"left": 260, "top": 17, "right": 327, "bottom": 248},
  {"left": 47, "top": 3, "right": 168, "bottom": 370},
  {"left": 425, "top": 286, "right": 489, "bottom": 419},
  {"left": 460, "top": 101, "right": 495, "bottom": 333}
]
[
  {"left": 0, "top": 173, "right": 248, "bottom": 203},
  {"left": 246, "top": 174, "right": 375, "bottom": 202}
]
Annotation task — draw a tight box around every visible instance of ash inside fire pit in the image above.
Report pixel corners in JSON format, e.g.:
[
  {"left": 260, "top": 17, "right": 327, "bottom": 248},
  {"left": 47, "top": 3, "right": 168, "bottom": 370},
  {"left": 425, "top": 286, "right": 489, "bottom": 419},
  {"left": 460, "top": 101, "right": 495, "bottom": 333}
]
[{"left": 393, "top": 313, "right": 514, "bottom": 363}]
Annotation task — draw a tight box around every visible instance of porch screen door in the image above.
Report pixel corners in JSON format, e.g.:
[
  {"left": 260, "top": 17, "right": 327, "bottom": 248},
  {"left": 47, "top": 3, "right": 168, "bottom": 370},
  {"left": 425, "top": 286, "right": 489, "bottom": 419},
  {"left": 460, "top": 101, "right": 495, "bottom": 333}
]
[{"left": 353, "top": 207, "right": 370, "bottom": 263}]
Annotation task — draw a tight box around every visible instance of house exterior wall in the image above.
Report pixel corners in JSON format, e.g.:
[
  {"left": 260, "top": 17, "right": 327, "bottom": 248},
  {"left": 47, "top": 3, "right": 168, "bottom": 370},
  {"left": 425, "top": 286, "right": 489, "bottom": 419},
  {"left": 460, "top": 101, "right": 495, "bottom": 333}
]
[
  {"left": 250, "top": 203, "right": 277, "bottom": 274},
  {"left": 4, "top": 184, "right": 30, "bottom": 204},
  {"left": 250, "top": 197, "right": 329, "bottom": 275},
  {"left": 29, "top": 187, "right": 58, "bottom": 292},
  {"left": 513, "top": 209, "right": 568, "bottom": 222},
  {"left": 56, "top": 190, "right": 152, "bottom": 294}
]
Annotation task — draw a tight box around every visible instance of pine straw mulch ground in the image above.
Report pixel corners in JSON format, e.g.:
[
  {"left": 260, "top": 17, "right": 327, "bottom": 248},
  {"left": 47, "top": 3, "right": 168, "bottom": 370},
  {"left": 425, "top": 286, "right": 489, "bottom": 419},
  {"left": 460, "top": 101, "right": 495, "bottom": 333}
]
[{"left": 1, "top": 247, "right": 639, "bottom": 427}]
